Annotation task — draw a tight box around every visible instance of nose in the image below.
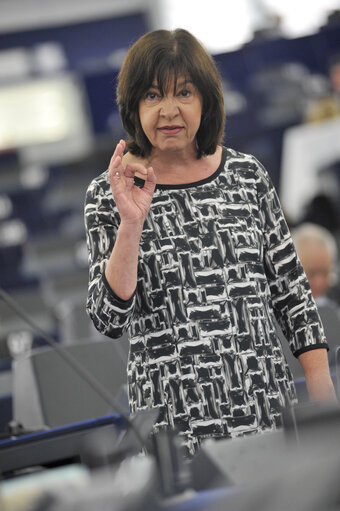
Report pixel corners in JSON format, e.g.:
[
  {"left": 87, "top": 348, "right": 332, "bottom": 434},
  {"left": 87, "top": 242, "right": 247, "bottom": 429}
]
[{"left": 160, "top": 96, "right": 179, "bottom": 118}]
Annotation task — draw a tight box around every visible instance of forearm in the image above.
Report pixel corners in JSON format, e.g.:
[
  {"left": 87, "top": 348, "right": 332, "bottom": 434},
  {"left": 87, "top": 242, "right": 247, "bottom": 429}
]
[
  {"left": 105, "top": 220, "right": 143, "bottom": 300},
  {"left": 298, "top": 349, "right": 337, "bottom": 403}
]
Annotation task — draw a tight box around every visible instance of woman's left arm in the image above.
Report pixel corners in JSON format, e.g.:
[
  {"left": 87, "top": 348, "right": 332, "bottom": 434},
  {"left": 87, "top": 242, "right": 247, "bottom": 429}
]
[
  {"left": 253, "top": 155, "right": 337, "bottom": 404},
  {"left": 298, "top": 348, "right": 337, "bottom": 403}
]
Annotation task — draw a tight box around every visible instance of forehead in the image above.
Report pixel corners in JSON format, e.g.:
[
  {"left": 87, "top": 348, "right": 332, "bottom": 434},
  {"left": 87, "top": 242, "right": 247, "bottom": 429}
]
[
  {"left": 151, "top": 71, "right": 193, "bottom": 92},
  {"left": 299, "top": 241, "right": 332, "bottom": 263}
]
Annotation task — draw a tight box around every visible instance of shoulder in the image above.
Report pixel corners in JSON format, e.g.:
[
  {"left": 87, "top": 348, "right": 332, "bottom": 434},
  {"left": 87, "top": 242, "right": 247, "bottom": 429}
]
[
  {"left": 223, "top": 146, "right": 263, "bottom": 170},
  {"left": 223, "top": 147, "right": 271, "bottom": 186}
]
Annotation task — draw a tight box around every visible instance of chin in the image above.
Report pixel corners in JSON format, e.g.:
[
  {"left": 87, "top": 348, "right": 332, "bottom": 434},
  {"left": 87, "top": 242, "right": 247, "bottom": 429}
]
[{"left": 161, "top": 140, "right": 193, "bottom": 152}]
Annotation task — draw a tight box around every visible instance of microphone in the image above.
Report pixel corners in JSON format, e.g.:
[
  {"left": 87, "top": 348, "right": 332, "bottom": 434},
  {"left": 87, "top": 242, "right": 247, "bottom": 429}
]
[{"left": 0, "top": 286, "right": 146, "bottom": 448}]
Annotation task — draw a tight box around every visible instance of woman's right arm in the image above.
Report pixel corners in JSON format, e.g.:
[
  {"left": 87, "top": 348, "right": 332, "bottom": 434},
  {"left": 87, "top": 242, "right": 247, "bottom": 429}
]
[
  {"left": 85, "top": 140, "right": 156, "bottom": 337},
  {"left": 104, "top": 140, "right": 156, "bottom": 300}
]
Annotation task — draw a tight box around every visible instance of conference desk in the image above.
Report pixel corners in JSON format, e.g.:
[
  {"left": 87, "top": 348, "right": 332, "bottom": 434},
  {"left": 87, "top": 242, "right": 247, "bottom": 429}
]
[
  {"left": 0, "top": 413, "right": 126, "bottom": 475},
  {"left": 0, "top": 376, "right": 316, "bottom": 477},
  {"left": 2, "top": 402, "right": 340, "bottom": 511}
]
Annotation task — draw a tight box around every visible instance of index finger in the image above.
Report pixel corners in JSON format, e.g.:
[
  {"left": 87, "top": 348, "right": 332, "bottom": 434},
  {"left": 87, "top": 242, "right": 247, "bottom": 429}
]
[{"left": 109, "top": 139, "right": 126, "bottom": 168}]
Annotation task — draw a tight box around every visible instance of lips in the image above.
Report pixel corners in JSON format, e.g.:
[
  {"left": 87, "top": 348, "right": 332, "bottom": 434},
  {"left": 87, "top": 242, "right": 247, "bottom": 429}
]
[{"left": 158, "top": 125, "right": 183, "bottom": 135}]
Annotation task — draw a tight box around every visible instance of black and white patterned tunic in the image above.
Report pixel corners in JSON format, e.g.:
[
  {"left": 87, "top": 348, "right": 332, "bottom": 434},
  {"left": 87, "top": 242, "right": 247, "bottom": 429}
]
[{"left": 85, "top": 147, "right": 328, "bottom": 455}]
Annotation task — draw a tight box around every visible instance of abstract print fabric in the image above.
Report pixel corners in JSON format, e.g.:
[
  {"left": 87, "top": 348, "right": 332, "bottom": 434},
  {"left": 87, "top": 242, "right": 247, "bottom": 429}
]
[{"left": 85, "top": 147, "right": 328, "bottom": 456}]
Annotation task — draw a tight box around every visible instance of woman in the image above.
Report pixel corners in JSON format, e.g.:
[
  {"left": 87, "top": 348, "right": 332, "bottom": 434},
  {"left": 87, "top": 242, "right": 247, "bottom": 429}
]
[{"left": 85, "top": 29, "right": 336, "bottom": 456}]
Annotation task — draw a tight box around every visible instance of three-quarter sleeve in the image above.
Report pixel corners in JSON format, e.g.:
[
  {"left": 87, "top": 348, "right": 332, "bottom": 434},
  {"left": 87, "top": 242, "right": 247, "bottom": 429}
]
[
  {"left": 84, "top": 174, "right": 136, "bottom": 338},
  {"left": 254, "top": 158, "right": 328, "bottom": 358}
]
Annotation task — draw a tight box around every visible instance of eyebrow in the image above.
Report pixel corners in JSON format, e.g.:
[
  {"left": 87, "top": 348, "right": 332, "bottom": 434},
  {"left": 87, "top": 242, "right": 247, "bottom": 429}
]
[{"left": 149, "top": 80, "right": 193, "bottom": 90}]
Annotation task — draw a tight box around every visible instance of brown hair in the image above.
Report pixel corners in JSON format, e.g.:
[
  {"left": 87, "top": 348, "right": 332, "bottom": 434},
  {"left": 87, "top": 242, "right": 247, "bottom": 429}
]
[{"left": 116, "top": 28, "right": 225, "bottom": 158}]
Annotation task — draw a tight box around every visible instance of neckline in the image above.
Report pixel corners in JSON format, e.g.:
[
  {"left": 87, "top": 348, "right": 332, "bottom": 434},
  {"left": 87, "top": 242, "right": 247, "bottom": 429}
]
[{"left": 134, "top": 146, "right": 227, "bottom": 190}]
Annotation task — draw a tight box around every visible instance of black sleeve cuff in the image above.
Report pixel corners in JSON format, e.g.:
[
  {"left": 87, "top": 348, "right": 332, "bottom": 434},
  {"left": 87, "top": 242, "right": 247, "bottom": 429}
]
[
  {"left": 102, "top": 271, "right": 136, "bottom": 307},
  {"left": 294, "top": 343, "right": 329, "bottom": 359}
]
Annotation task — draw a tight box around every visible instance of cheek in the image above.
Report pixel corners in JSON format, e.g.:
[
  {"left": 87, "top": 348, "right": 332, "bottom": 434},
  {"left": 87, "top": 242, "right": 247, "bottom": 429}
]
[
  {"left": 139, "top": 109, "right": 154, "bottom": 131},
  {"left": 138, "top": 117, "right": 148, "bottom": 137},
  {"left": 194, "top": 105, "right": 203, "bottom": 128}
]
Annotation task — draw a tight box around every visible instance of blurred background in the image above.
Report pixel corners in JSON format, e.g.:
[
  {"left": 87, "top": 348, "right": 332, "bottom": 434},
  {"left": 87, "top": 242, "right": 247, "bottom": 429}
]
[{"left": 1, "top": 0, "right": 340, "bottom": 434}]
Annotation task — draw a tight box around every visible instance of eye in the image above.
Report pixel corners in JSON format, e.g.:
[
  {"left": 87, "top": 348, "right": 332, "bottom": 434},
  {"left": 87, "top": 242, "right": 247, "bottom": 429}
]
[
  {"left": 145, "top": 91, "right": 160, "bottom": 101},
  {"left": 178, "top": 88, "right": 191, "bottom": 98}
]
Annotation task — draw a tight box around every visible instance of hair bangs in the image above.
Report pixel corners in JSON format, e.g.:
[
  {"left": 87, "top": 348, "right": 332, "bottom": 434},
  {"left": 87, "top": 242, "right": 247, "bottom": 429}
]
[{"left": 152, "top": 54, "right": 192, "bottom": 96}]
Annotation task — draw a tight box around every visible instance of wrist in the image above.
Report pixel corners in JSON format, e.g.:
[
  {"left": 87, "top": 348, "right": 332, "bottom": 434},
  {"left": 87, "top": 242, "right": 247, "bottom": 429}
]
[
  {"left": 305, "top": 374, "right": 337, "bottom": 403},
  {"left": 118, "top": 219, "right": 144, "bottom": 237}
]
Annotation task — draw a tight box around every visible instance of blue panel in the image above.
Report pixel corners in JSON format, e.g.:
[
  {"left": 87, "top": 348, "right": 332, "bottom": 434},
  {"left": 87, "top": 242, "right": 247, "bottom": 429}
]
[
  {"left": 82, "top": 68, "right": 119, "bottom": 134},
  {"left": 0, "top": 13, "right": 149, "bottom": 70}
]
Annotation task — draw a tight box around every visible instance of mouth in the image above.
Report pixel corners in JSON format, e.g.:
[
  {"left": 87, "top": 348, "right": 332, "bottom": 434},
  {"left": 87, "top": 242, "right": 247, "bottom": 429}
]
[{"left": 158, "top": 125, "right": 183, "bottom": 135}]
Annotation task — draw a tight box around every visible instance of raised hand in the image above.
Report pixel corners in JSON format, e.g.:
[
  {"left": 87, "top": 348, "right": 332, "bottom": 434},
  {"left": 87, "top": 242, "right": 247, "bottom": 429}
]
[{"left": 108, "top": 140, "right": 156, "bottom": 227}]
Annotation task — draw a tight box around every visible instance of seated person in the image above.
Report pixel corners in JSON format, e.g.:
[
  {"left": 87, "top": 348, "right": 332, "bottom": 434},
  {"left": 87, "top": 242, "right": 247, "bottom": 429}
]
[
  {"left": 275, "top": 223, "right": 340, "bottom": 393},
  {"left": 292, "top": 222, "right": 338, "bottom": 306},
  {"left": 292, "top": 223, "right": 340, "bottom": 373}
]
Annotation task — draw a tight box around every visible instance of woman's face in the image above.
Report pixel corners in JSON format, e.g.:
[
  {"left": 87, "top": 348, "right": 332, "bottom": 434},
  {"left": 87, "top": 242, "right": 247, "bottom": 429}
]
[{"left": 138, "top": 75, "right": 202, "bottom": 155}]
